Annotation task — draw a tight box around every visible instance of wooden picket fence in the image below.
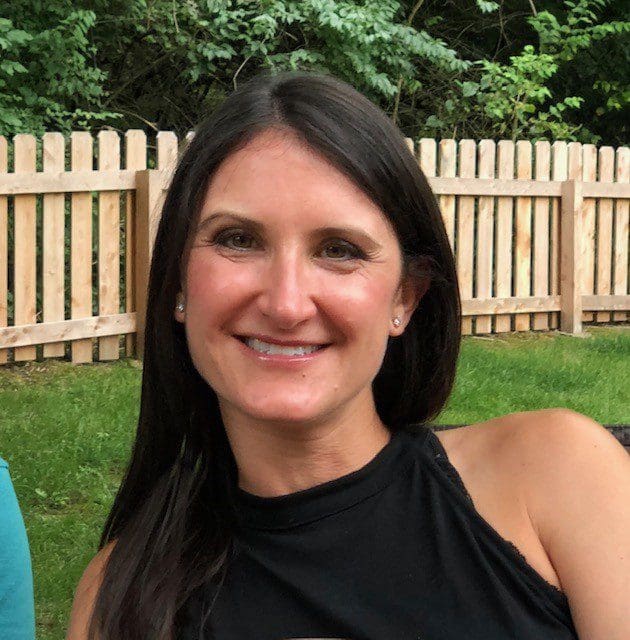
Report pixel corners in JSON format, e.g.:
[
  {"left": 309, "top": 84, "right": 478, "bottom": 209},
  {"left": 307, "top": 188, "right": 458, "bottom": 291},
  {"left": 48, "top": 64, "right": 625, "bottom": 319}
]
[{"left": 0, "top": 131, "right": 628, "bottom": 364}]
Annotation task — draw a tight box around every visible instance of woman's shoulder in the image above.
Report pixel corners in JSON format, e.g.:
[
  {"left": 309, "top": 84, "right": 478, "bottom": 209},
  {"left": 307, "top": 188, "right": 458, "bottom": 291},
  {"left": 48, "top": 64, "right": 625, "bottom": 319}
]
[
  {"left": 433, "top": 410, "right": 600, "bottom": 589},
  {"left": 435, "top": 408, "right": 630, "bottom": 633},
  {"left": 66, "top": 541, "right": 117, "bottom": 640},
  {"left": 432, "top": 409, "right": 534, "bottom": 486},
  {"left": 487, "top": 408, "right": 630, "bottom": 638},
  {"left": 434, "top": 407, "right": 627, "bottom": 529},
  {"left": 435, "top": 407, "right": 622, "bottom": 477},
  {"left": 499, "top": 407, "right": 629, "bottom": 481}
]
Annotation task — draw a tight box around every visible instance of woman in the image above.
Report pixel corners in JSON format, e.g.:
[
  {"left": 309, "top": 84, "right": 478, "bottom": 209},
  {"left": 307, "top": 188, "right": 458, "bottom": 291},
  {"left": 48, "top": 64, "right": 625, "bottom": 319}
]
[{"left": 67, "top": 71, "right": 629, "bottom": 640}]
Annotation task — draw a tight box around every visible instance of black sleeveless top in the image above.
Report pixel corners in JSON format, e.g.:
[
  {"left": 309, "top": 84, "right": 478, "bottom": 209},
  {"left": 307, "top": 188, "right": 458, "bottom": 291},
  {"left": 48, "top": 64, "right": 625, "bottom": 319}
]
[{"left": 178, "top": 426, "right": 578, "bottom": 639}]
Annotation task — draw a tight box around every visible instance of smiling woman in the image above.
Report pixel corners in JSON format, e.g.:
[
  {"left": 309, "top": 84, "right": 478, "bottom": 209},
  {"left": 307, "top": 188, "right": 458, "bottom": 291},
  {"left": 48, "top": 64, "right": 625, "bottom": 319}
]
[
  {"left": 174, "top": 127, "right": 429, "bottom": 459},
  {"left": 66, "top": 71, "right": 629, "bottom": 640}
]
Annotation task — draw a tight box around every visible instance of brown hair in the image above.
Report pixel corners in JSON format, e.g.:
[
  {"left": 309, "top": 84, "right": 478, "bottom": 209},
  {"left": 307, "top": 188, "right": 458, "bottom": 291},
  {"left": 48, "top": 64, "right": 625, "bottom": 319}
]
[{"left": 91, "top": 69, "right": 461, "bottom": 640}]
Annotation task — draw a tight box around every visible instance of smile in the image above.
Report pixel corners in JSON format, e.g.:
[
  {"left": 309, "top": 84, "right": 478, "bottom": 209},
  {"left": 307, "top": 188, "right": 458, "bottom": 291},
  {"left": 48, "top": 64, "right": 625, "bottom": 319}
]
[{"left": 242, "top": 337, "right": 326, "bottom": 356}]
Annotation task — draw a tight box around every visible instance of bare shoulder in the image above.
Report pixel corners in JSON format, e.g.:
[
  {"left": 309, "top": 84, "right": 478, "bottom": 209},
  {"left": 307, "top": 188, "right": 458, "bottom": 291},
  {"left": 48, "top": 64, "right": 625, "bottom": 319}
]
[
  {"left": 439, "top": 409, "right": 630, "bottom": 639},
  {"left": 66, "top": 541, "right": 116, "bottom": 640},
  {"left": 493, "top": 406, "right": 626, "bottom": 459},
  {"left": 433, "top": 411, "right": 568, "bottom": 590},
  {"left": 435, "top": 407, "right": 629, "bottom": 530},
  {"left": 436, "top": 407, "right": 627, "bottom": 479},
  {"left": 485, "top": 408, "right": 629, "bottom": 505},
  {"left": 433, "top": 410, "right": 530, "bottom": 480}
]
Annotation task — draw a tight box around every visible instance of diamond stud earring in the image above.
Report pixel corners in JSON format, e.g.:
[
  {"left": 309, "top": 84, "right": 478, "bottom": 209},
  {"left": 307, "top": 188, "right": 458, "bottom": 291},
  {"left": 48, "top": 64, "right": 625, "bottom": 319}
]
[
  {"left": 393, "top": 317, "right": 401, "bottom": 328},
  {"left": 176, "top": 301, "right": 185, "bottom": 313}
]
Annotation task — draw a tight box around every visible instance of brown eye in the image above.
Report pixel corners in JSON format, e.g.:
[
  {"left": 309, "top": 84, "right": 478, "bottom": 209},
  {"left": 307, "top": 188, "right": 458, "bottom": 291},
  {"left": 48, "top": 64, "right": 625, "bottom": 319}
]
[
  {"left": 214, "top": 230, "right": 257, "bottom": 250},
  {"left": 321, "top": 241, "right": 364, "bottom": 260}
]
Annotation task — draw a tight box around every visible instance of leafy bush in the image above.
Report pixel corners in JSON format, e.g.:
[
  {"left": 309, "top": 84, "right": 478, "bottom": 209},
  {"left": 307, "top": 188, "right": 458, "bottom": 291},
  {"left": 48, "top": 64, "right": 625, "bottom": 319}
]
[{"left": 0, "top": 0, "right": 628, "bottom": 143}]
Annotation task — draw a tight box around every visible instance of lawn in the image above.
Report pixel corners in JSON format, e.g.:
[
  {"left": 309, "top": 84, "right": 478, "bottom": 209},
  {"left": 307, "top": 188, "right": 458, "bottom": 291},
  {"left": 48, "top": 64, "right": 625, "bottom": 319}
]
[{"left": 1, "top": 325, "right": 628, "bottom": 640}]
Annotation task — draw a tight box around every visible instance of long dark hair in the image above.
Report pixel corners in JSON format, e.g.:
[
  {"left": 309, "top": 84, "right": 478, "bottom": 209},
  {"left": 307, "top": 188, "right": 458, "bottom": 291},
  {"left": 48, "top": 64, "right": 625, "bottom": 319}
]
[{"left": 90, "top": 70, "right": 461, "bottom": 640}]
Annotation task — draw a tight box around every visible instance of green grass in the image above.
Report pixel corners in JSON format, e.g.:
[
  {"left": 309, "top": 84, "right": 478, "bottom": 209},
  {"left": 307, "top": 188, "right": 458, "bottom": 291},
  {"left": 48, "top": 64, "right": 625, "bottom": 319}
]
[{"left": 0, "top": 326, "right": 628, "bottom": 640}]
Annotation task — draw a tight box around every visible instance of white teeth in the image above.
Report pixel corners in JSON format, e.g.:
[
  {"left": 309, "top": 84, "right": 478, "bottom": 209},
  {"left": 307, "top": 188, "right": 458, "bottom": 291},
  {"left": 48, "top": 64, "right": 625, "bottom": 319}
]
[{"left": 244, "top": 337, "right": 323, "bottom": 356}]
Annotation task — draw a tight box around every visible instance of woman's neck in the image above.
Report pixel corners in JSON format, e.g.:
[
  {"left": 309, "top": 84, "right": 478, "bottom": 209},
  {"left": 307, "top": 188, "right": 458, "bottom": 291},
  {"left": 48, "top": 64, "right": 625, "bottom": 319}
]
[{"left": 222, "top": 399, "right": 391, "bottom": 498}]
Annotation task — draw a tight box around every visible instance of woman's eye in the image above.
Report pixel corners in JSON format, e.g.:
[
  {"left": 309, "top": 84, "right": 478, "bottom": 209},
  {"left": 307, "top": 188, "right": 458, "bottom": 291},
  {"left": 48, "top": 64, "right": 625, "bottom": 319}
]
[
  {"left": 321, "top": 241, "right": 365, "bottom": 261},
  {"left": 209, "top": 232, "right": 364, "bottom": 260},
  {"left": 214, "top": 230, "right": 257, "bottom": 250}
]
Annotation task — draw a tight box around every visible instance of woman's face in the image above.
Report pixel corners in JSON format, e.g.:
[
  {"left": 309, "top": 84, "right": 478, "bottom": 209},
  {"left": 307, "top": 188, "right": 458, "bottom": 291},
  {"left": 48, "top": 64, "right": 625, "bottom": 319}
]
[{"left": 176, "top": 128, "right": 423, "bottom": 427}]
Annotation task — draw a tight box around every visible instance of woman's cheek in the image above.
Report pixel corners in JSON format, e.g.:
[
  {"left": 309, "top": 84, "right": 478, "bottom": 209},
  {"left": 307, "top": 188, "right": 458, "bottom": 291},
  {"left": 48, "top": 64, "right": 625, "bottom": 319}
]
[
  {"left": 332, "top": 275, "right": 394, "bottom": 322},
  {"left": 186, "top": 254, "right": 256, "bottom": 309}
]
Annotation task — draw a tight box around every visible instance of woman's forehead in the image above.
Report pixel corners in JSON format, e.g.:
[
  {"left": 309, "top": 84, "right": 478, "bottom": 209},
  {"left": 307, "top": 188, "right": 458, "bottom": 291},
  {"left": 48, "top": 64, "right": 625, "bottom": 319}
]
[
  {"left": 206, "top": 129, "right": 358, "bottom": 198},
  {"left": 201, "top": 129, "right": 395, "bottom": 235}
]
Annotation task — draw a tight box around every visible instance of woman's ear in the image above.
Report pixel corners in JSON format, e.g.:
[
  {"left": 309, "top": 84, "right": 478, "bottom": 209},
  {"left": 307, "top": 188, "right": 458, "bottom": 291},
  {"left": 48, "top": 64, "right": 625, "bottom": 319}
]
[{"left": 390, "top": 260, "right": 431, "bottom": 336}]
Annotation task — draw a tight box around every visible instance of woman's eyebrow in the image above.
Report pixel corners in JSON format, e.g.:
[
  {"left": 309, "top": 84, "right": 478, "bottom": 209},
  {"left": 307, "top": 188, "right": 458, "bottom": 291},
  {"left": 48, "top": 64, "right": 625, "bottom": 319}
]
[
  {"left": 196, "top": 211, "right": 261, "bottom": 233},
  {"left": 196, "top": 211, "right": 383, "bottom": 250}
]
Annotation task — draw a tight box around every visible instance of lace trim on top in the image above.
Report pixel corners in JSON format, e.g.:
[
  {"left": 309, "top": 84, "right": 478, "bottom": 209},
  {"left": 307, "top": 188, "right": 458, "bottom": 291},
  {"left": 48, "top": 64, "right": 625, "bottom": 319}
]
[
  {"left": 424, "top": 427, "right": 568, "bottom": 603},
  {"left": 425, "top": 429, "right": 474, "bottom": 505}
]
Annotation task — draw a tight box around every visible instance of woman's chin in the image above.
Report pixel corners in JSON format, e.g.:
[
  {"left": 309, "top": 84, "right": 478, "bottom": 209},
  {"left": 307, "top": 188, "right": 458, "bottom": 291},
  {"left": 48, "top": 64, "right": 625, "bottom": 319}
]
[{"left": 242, "top": 400, "right": 326, "bottom": 426}]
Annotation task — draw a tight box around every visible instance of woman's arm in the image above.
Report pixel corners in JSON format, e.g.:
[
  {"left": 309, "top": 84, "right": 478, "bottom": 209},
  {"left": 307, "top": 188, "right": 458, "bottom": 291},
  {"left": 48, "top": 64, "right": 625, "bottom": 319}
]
[
  {"left": 66, "top": 542, "right": 115, "bottom": 640},
  {"left": 0, "top": 459, "right": 35, "bottom": 640},
  {"left": 513, "top": 409, "right": 630, "bottom": 639}
]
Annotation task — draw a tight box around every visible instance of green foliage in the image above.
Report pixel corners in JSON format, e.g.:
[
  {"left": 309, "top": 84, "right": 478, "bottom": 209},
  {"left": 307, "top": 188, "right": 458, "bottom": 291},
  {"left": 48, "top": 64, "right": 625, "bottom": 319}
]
[
  {"left": 465, "top": 45, "right": 586, "bottom": 140},
  {"left": 0, "top": 0, "right": 627, "bottom": 143},
  {"left": 476, "top": 1, "right": 500, "bottom": 13},
  {"left": 119, "top": 0, "right": 468, "bottom": 101},
  {"left": 0, "top": 4, "right": 121, "bottom": 135},
  {"left": 421, "top": 0, "right": 629, "bottom": 141}
]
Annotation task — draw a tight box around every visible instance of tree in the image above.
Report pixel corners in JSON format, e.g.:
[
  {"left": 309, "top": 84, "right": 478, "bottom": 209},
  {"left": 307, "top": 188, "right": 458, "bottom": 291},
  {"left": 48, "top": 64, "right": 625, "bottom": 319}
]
[
  {"left": 1, "top": 0, "right": 628, "bottom": 144},
  {"left": 0, "top": 2, "right": 120, "bottom": 134}
]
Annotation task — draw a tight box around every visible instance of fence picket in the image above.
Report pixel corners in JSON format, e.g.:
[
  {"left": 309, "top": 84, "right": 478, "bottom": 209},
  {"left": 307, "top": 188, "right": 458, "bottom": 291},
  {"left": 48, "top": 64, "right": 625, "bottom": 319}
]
[
  {"left": 97, "top": 131, "right": 121, "bottom": 360},
  {"left": 124, "top": 130, "right": 147, "bottom": 356},
  {"left": 533, "top": 141, "right": 551, "bottom": 330},
  {"left": 476, "top": 140, "right": 495, "bottom": 334},
  {"left": 597, "top": 147, "right": 615, "bottom": 323},
  {"left": 14, "top": 135, "right": 37, "bottom": 362},
  {"left": 458, "top": 140, "right": 476, "bottom": 335},
  {"left": 0, "top": 136, "right": 7, "bottom": 364},
  {"left": 581, "top": 145, "right": 597, "bottom": 322},
  {"left": 71, "top": 132, "right": 94, "bottom": 363},
  {"left": 157, "top": 131, "right": 179, "bottom": 175},
  {"left": 438, "top": 140, "right": 456, "bottom": 252},
  {"left": 550, "top": 142, "right": 568, "bottom": 330},
  {"left": 42, "top": 133, "right": 66, "bottom": 357},
  {"left": 495, "top": 141, "right": 515, "bottom": 333},
  {"left": 515, "top": 141, "right": 532, "bottom": 332},
  {"left": 569, "top": 144, "right": 584, "bottom": 323},
  {"left": 613, "top": 147, "right": 629, "bottom": 322},
  {"left": 418, "top": 138, "right": 437, "bottom": 178},
  {"left": 568, "top": 142, "right": 583, "bottom": 182}
]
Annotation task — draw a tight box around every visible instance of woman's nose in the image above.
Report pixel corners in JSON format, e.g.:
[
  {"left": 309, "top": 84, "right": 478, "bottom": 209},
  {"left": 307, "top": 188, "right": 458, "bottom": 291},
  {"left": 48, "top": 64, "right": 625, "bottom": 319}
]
[{"left": 257, "top": 251, "right": 318, "bottom": 328}]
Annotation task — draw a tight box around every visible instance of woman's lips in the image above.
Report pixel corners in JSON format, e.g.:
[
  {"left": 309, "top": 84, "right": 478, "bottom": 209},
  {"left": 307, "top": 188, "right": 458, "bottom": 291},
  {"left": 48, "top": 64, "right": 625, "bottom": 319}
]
[
  {"left": 235, "top": 336, "right": 330, "bottom": 365},
  {"left": 236, "top": 334, "right": 329, "bottom": 348}
]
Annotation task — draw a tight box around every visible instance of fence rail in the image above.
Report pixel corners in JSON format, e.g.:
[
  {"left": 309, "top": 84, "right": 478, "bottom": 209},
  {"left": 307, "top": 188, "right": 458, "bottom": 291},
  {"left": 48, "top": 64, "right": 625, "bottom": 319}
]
[{"left": 0, "top": 132, "right": 628, "bottom": 364}]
